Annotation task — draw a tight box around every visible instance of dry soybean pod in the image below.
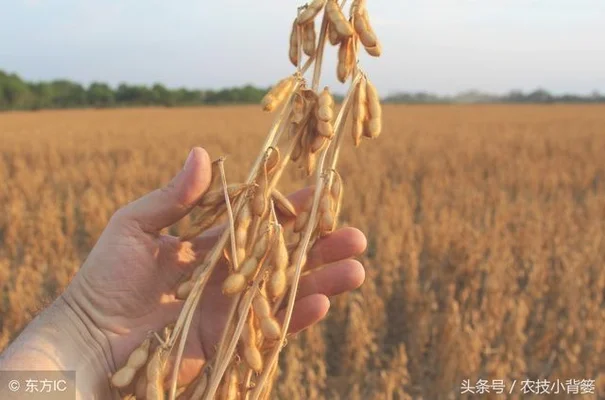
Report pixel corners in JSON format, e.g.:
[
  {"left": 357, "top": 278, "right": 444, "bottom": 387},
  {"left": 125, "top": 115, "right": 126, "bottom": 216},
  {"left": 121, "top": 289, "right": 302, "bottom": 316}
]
[
  {"left": 267, "top": 221, "right": 289, "bottom": 298},
  {"left": 175, "top": 260, "right": 209, "bottom": 300},
  {"left": 349, "top": 0, "right": 363, "bottom": 16},
  {"left": 296, "top": 0, "right": 327, "bottom": 25},
  {"left": 179, "top": 204, "right": 225, "bottom": 241},
  {"left": 291, "top": 91, "right": 306, "bottom": 125},
  {"left": 317, "top": 174, "right": 335, "bottom": 236},
  {"left": 111, "top": 338, "right": 152, "bottom": 388},
  {"left": 293, "top": 189, "right": 314, "bottom": 233},
  {"left": 315, "top": 87, "right": 335, "bottom": 140},
  {"left": 337, "top": 36, "right": 354, "bottom": 83},
  {"left": 290, "top": 100, "right": 316, "bottom": 166},
  {"left": 240, "top": 310, "right": 263, "bottom": 373},
  {"left": 302, "top": 20, "right": 317, "bottom": 57},
  {"left": 265, "top": 146, "right": 281, "bottom": 177},
  {"left": 291, "top": 131, "right": 305, "bottom": 162},
  {"left": 327, "top": 21, "right": 341, "bottom": 45},
  {"left": 223, "top": 219, "right": 272, "bottom": 295},
  {"left": 235, "top": 202, "right": 252, "bottom": 267},
  {"left": 364, "top": 78, "right": 382, "bottom": 138},
  {"left": 360, "top": 8, "right": 380, "bottom": 56},
  {"left": 365, "top": 41, "right": 382, "bottom": 57},
  {"left": 252, "top": 293, "right": 282, "bottom": 340},
  {"left": 268, "top": 269, "right": 287, "bottom": 300},
  {"left": 352, "top": 3, "right": 377, "bottom": 49},
  {"left": 288, "top": 18, "right": 300, "bottom": 66},
  {"left": 110, "top": 366, "right": 137, "bottom": 390},
  {"left": 310, "top": 134, "right": 328, "bottom": 153},
  {"left": 319, "top": 169, "right": 343, "bottom": 236},
  {"left": 222, "top": 270, "right": 248, "bottom": 296},
  {"left": 316, "top": 119, "right": 334, "bottom": 139},
  {"left": 197, "top": 183, "right": 248, "bottom": 209},
  {"left": 351, "top": 76, "right": 367, "bottom": 147},
  {"left": 354, "top": 16, "right": 377, "bottom": 48},
  {"left": 331, "top": 169, "right": 344, "bottom": 222},
  {"left": 271, "top": 189, "right": 297, "bottom": 219},
  {"left": 261, "top": 76, "right": 296, "bottom": 112},
  {"left": 316, "top": 87, "right": 334, "bottom": 122},
  {"left": 326, "top": 0, "right": 354, "bottom": 39},
  {"left": 305, "top": 151, "right": 317, "bottom": 176},
  {"left": 245, "top": 152, "right": 272, "bottom": 273}
]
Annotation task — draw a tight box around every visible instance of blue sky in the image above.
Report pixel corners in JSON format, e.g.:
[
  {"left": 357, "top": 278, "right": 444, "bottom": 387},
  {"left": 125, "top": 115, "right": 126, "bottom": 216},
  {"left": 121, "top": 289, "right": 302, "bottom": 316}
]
[{"left": 1, "top": 0, "right": 604, "bottom": 96}]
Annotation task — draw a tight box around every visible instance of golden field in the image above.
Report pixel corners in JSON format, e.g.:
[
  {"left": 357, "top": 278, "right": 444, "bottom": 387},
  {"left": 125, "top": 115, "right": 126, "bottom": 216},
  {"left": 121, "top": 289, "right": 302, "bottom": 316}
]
[{"left": 1, "top": 105, "right": 604, "bottom": 399}]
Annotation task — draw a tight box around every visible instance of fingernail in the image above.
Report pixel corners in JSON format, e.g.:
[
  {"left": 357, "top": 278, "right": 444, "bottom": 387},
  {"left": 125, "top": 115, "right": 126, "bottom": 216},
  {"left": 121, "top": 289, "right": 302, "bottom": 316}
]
[{"left": 183, "top": 149, "right": 195, "bottom": 171}]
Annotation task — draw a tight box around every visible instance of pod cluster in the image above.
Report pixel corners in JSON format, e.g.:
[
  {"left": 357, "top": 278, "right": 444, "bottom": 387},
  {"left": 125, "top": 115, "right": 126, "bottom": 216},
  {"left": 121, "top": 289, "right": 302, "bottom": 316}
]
[{"left": 110, "top": 1, "right": 383, "bottom": 398}]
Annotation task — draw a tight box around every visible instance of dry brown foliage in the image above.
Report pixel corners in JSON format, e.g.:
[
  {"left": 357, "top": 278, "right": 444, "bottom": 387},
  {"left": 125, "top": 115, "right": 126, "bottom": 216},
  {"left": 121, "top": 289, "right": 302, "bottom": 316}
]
[{"left": 1, "top": 104, "right": 604, "bottom": 398}]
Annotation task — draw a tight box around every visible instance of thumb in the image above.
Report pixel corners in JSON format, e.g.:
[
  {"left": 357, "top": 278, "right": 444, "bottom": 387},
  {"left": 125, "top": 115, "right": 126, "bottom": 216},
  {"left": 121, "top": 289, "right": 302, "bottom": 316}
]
[{"left": 117, "top": 147, "right": 212, "bottom": 233}]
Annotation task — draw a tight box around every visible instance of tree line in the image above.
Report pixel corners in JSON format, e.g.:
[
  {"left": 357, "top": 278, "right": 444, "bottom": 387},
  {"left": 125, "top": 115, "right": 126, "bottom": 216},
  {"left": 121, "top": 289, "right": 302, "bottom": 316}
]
[
  {"left": 383, "top": 88, "right": 605, "bottom": 104},
  {"left": 0, "top": 70, "right": 271, "bottom": 110},
  {"left": 1, "top": 69, "right": 604, "bottom": 111}
]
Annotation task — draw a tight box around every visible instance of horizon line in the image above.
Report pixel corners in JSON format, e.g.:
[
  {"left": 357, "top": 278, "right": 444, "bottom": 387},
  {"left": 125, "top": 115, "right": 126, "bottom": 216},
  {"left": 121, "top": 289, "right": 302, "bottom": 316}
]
[{"left": 1, "top": 69, "right": 603, "bottom": 98}]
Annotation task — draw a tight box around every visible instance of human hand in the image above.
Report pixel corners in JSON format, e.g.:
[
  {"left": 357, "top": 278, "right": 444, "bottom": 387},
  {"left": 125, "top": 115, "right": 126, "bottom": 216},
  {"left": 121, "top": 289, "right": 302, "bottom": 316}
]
[{"left": 56, "top": 147, "right": 366, "bottom": 395}]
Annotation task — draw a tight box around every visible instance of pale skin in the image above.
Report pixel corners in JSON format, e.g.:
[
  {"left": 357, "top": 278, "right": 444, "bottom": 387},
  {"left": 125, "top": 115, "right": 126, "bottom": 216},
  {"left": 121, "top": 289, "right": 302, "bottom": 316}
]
[{"left": 0, "top": 147, "right": 367, "bottom": 399}]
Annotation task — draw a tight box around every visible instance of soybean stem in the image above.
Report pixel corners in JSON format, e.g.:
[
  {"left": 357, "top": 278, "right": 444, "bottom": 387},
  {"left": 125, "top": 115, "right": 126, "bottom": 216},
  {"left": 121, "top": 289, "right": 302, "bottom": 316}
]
[
  {"left": 311, "top": 12, "right": 329, "bottom": 91},
  {"left": 328, "top": 71, "right": 362, "bottom": 170},
  {"left": 218, "top": 158, "right": 239, "bottom": 272}
]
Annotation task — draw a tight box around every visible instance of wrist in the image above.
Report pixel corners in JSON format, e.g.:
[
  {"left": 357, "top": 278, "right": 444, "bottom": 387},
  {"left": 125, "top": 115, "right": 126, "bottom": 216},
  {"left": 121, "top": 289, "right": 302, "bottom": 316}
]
[{"left": 0, "top": 293, "right": 118, "bottom": 399}]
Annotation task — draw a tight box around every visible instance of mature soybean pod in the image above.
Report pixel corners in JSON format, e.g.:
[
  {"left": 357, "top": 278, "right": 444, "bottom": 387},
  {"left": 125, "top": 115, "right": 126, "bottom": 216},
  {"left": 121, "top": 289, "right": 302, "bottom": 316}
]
[
  {"left": 289, "top": 19, "right": 300, "bottom": 66},
  {"left": 326, "top": 0, "right": 354, "bottom": 38},
  {"left": 316, "top": 87, "right": 334, "bottom": 122},
  {"left": 352, "top": 77, "right": 367, "bottom": 146},
  {"left": 261, "top": 76, "right": 296, "bottom": 112},
  {"left": 328, "top": 22, "right": 341, "bottom": 45},
  {"left": 110, "top": 338, "right": 151, "bottom": 388},
  {"left": 337, "top": 37, "right": 354, "bottom": 83},
  {"left": 222, "top": 273, "right": 247, "bottom": 295},
  {"left": 271, "top": 189, "right": 297, "bottom": 219},
  {"left": 364, "top": 79, "right": 382, "bottom": 139},
  {"left": 297, "top": 0, "right": 327, "bottom": 25},
  {"left": 303, "top": 21, "right": 317, "bottom": 57},
  {"left": 365, "top": 41, "right": 382, "bottom": 57},
  {"left": 268, "top": 269, "right": 287, "bottom": 298},
  {"left": 241, "top": 315, "right": 263, "bottom": 372}
]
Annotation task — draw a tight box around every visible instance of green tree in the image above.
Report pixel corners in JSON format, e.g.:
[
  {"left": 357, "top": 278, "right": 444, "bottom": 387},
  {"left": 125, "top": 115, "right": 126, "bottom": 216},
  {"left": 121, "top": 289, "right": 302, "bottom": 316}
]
[
  {"left": 0, "top": 71, "right": 33, "bottom": 109},
  {"left": 151, "top": 84, "right": 175, "bottom": 106},
  {"left": 49, "top": 80, "right": 87, "bottom": 108},
  {"left": 115, "top": 84, "right": 154, "bottom": 105},
  {"left": 29, "top": 82, "right": 54, "bottom": 109},
  {"left": 87, "top": 82, "right": 115, "bottom": 107}
]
